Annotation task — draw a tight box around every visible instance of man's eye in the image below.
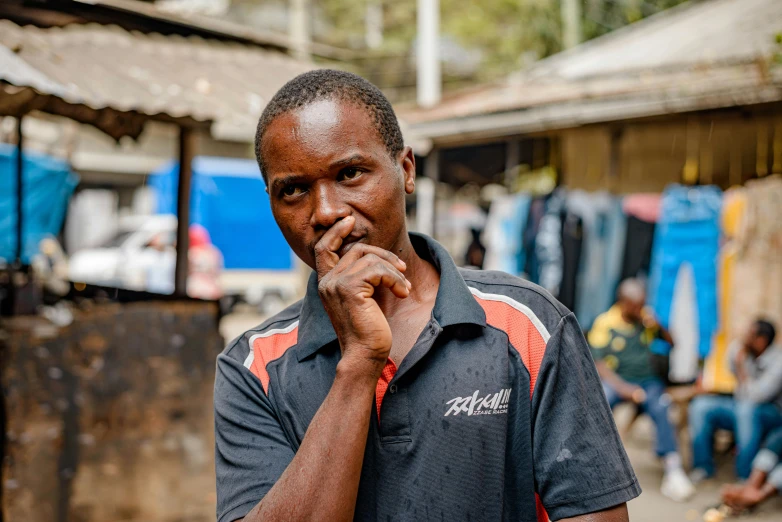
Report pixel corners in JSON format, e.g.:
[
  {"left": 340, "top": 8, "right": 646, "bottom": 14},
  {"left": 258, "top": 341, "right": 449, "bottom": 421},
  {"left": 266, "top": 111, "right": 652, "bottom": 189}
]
[
  {"left": 339, "top": 167, "right": 362, "bottom": 181},
  {"left": 282, "top": 185, "right": 303, "bottom": 197}
]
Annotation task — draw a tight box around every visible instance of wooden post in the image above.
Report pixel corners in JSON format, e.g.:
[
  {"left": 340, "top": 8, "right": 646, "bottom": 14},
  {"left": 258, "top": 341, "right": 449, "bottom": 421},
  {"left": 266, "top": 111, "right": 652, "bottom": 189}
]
[
  {"left": 417, "top": 0, "right": 441, "bottom": 108},
  {"left": 505, "top": 139, "right": 520, "bottom": 188},
  {"left": 15, "top": 115, "right": 24, "bottom": 265},
  {"left": 561, "top": 0, "right": 582, "bottom": 49},
  {"left": 416, "top": 148, "right": 439, "bottom": 239},
  {"left": 174, "top": 127, "right": 195, "bottom": 297}
]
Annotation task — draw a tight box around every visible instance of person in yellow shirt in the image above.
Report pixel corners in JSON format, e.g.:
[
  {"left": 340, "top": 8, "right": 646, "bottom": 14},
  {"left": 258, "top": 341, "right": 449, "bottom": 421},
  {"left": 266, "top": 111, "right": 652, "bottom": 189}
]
[{"left": 589, "top": 278, "right": 694, "bottom": 502}]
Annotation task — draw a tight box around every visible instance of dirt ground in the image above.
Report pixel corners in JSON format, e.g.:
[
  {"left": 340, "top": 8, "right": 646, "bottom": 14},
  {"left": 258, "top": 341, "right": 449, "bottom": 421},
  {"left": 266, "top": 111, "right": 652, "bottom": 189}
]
[
  {"left": 621, "top": 415, "right": 782, "bottom": 522},
  {"left": 220, "top": 310, "right": 782, "bottom": 521}
]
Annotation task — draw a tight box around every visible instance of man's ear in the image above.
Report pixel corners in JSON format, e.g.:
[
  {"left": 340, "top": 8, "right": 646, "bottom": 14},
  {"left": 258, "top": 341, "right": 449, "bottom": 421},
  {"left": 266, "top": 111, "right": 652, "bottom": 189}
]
[{"left": 400, "top": 146, "right": 416, "bottom": 195}]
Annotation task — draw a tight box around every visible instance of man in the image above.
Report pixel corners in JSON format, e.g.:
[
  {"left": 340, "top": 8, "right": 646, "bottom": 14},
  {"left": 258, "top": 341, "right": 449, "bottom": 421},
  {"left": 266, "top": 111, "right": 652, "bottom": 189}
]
[
  {"left": 214, "top": 70, "right": 640, "bottom": 522},
  {"left": 690, "top": 319, "right": 782, "bottom": 481},
  {"left": 721, "top": 426, "right": 782, "bottom": 511},
  {"left": 588, "top": 278, "right": 694, "bottom": 502}
]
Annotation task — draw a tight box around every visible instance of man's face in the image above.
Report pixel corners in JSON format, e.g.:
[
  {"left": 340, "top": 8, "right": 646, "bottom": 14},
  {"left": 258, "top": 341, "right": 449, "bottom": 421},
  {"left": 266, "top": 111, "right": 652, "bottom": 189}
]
[
  {"left": 261, "top": 99, "right": 416, "bottom": 269},
  {"left": 744, "top": 324, "right": 769, "bottom": 356},
  {"left": 619, "top": 297, "right": 645, "bottom": 323}
]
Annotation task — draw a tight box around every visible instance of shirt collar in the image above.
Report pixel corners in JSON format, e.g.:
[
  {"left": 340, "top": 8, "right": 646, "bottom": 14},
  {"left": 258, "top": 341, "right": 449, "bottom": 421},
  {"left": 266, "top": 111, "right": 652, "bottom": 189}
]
[{"left": 295, "top": 232, "right": 486, "bottom": 361}]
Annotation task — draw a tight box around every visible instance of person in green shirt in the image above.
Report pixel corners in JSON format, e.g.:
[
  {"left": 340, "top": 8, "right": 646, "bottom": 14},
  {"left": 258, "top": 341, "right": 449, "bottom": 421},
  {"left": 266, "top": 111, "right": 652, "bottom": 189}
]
[{"left": 589, "top": 278, "right": 695, "bottom": 502}]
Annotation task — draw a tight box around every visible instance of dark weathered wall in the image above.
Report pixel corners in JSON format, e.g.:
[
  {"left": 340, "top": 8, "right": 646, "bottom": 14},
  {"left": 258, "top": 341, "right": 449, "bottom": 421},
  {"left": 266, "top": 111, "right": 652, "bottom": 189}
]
[{"left": 1, "top": 300, "right": 223, "bottom": 522}]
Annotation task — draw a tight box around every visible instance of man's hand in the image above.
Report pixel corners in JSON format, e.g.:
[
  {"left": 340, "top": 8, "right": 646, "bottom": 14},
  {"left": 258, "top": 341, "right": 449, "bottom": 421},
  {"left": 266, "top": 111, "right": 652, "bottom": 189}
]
[
  {"left": 641, "top": 312, "right": 659, "bottom": 330},
  {"left": 619, "top": 384, "right": 646, "bottom": 405},
  {"left": 239, "top": 215, "right": 411, "bottom": 522},
  {"left": 642, "top": 309, "right": 675, "bottom": 346},
  {"left": 315, "top": 216, "right": 410, "bottom": 374}
]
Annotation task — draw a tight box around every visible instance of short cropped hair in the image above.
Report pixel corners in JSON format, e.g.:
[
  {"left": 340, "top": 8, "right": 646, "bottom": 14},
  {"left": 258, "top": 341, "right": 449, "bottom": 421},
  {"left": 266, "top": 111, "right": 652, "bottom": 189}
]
[
  {"left": 755, "top": 319, "right": 776, "bottom": 346},
  {"left": 254, "top": 69, "right": 405, "bottom": 180},
  {"left": 617, "top": 278, "right": 646, "bottom": 303}
]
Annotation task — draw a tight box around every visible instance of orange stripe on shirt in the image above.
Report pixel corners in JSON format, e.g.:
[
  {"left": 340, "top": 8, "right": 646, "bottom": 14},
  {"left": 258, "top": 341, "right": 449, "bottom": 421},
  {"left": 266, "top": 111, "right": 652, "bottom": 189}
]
[
  {"left": 472, "top": 295, "right": 548, "bottom": 396},
  {"left": 248, "top": 325, "right": 299, "bottom": 393},
  {"left": 375, "top": 358, "right": 397, "bottom": 420},
  {"left": 472, "top": 292, "right": 550, "bottom": 522}
]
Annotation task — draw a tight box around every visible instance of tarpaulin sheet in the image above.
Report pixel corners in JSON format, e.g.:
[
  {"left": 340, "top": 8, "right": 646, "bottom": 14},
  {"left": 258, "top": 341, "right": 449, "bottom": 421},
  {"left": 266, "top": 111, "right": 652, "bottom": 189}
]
[
  {"left": 0, "top": 143, "right": 78, "bottom": 264},
  {"left": 150, "top": 157, "right": 293, "bottom": 270}
]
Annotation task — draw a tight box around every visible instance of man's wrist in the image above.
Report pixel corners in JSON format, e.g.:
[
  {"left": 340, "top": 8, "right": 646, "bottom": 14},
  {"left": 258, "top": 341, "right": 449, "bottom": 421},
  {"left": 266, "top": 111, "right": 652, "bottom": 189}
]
[{"left": 336, "top": 356, "right": 387, "bottom": 386}]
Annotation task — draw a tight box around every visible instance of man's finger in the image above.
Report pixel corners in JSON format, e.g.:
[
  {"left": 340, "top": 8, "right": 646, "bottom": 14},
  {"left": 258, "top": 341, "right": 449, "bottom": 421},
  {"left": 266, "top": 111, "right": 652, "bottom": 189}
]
[
  {"left": 338, "top": 243, "right": 406, "bottom": 273},
  {"left": 342, "top": 253, "right": 409, "bottom": 287},
  {"left": 354, "top": 262, "right": 411, "bottom": 299},
  {"left": 313, "top": 216, "right": 355, "bottom": 277}
]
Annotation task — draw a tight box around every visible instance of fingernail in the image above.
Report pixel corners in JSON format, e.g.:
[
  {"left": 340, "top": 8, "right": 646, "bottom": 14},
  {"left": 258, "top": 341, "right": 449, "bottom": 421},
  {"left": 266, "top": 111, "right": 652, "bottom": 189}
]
[{"left": 406, "top": 280, "right": 412, "bottom": 289}]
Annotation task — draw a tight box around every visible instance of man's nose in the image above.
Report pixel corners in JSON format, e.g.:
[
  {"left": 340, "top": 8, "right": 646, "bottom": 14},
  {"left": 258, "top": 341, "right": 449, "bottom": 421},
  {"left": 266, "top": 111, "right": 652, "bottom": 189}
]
[{"left": 310, "top": 183, "right": 350, "bottom": 229}]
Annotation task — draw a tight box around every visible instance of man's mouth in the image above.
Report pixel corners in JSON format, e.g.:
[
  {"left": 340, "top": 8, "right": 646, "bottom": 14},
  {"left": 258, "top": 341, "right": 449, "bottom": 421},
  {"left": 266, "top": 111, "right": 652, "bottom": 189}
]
[{"left": 337, "top": 235, "right": 364, "bottom": 258}]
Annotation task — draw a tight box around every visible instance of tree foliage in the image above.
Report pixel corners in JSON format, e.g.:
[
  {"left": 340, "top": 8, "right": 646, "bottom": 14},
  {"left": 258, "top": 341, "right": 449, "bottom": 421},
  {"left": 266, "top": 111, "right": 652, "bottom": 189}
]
[{"left": 238, "top": 0, "right": 691, "bottom": 99}]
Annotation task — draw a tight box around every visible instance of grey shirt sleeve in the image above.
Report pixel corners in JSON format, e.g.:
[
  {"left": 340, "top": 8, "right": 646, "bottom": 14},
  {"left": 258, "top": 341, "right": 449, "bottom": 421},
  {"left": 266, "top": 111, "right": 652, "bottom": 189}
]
[
  {"left": 214, "top": 349, "right": 295, "bottom": 522},
  {"left": 532, "top": 313, "right": 641, "bottom": 520},
  {"left": 743, "top": 352, "right": 782, "bottom": 404}
]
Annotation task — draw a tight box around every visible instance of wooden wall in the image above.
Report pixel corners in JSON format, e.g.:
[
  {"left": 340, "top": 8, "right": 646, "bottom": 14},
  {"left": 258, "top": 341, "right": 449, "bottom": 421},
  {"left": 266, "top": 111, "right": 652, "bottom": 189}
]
[{"left": 561, "top": 108, "right": 782, "bottom": 193}]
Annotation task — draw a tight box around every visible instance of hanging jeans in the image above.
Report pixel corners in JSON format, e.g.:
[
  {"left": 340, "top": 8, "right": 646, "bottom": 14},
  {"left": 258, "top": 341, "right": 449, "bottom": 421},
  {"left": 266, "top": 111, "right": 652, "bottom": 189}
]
[
  {"left": 648, "top": 185, "right": 721, "bottom": 360},
  {"left": 603, "top": 378, "right": 678, "bottom": 457},
  {"left": 522, "top": 195, "right": 548, "bottom": 282},
  {"left": 690, "top": 395, "right": 782, "bottom": 479},
  {"left": 535, "top": 189, "right": 566, "bottom": 296},
  {"left": 568, "top": 191, "right": 627, "bottom": 329},
  {"left": 483, "top": 194, "right": 531, "bottom": 276}
]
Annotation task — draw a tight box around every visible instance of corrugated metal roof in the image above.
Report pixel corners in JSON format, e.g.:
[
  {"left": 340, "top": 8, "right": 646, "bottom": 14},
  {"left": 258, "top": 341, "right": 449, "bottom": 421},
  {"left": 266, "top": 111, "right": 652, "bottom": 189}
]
[
  {"left": 521, "top": 0, "right": 782, "bottom": 81},
  {"left": 402, "top": 0, "right": 782, "bottom": 143},
  {"left": 0, "top": 20, "right": 314, "bottom": 140}
]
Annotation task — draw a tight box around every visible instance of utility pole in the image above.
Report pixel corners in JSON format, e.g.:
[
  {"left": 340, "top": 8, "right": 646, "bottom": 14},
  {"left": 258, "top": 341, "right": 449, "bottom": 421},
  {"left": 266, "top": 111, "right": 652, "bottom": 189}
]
[
  {"left": 365, "top": 1, "right": 383, "bottom": 50},
  {"left": 416, "top": 0, "right": 440, "bottom": 108},
  {"left": 289, "top": 0, "right": 310, "bottom": 61},
  {"left": 562, "top": 0, "right": 582, "bottom": 50}
]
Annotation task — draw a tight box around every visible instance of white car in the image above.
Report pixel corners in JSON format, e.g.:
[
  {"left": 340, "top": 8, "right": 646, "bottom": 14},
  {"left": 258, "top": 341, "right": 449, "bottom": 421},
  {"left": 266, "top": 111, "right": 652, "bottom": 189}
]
[
  {"left": 69, "top": 215, "right": 299, "bottom": 313},
  {"left": 69, "top": 215, "right": 177, "bottom": 291}
]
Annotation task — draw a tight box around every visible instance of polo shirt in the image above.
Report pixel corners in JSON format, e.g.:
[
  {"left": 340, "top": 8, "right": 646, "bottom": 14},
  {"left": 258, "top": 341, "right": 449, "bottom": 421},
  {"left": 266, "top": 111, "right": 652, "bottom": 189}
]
[
  {"left": 588, "top": 305, "right": 659, "bottom": 383},
  {"left": 214, "top": 233, "right": 641, "bottom": 522}
]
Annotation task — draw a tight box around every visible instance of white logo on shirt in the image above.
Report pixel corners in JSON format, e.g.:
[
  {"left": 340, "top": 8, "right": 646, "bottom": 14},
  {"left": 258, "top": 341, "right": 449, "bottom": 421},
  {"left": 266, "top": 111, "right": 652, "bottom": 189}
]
[{"left": 444, "top": 388, "right": 512, "bottom": 416}]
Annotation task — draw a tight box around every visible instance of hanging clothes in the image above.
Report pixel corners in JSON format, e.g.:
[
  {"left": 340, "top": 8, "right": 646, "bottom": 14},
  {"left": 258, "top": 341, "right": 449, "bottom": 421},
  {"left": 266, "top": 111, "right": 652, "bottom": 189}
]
[
  {"left": 482, "top": 193, "right": 531, "bottom": 276},
  {"left": 568, "top": 191, "right": 628, "bottom": 329},
  {"left": 535, "top": 189, "right": 566, "bottom": 296},
  {"left": 622, "top": 193, "right": 661, "bottom": 224},
  {"left": 702, "top": 187, "right": 746, "bottom": 393},
  {"left": 648, "top": 185, "right": 722, "bottom": 370},
  {"left": 559, "top": 212, "right": 584, "bottom": 312},
  {"left": 522, "top": 195, "right": 548, "bottom": 282},
  {"left": 729, "top": 175, "right": 782, "bottom": 350},
  {"left": 620, "top": 194, "right": 661, "bottom": 281}
]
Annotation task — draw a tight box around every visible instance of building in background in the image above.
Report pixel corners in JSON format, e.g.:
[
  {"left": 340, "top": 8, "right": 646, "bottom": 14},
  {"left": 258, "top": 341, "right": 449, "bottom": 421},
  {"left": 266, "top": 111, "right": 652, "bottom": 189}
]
[
  {"left": 0, "top": 0, "right": 313, "bottom": 254},
  {"left": 403, "top": 0, "right": 782, "bottom": 194}
]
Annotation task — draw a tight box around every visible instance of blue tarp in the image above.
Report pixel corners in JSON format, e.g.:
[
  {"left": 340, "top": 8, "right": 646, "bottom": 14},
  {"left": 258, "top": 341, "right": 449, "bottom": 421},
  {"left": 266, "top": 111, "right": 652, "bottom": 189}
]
[
  {"left": 0, "top": 143, "right": 78, "bottom": 264},
  {"left": 149, "top": 156, "right": 293, "bottom": 270}
]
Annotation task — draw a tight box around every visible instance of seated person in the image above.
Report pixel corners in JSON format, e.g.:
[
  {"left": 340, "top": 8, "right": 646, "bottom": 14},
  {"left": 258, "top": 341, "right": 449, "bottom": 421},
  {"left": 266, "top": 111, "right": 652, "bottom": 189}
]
[
  {"left": 589, "top": 278, "right": 694, "bottom": 501},
  {"left": 721, "top": 426, "right": 782, "bottom": 510},
  {"left": 690, "top": 319, "right": 782, "bottom": 482}
]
